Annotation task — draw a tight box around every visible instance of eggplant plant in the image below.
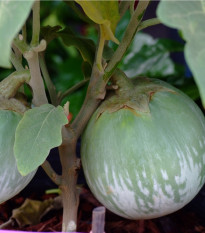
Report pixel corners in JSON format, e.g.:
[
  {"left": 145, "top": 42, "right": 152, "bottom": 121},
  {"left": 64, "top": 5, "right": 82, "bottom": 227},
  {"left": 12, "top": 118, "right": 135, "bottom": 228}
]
[{"left": 0, "top": 0, "right": 205, "bottom": 232}]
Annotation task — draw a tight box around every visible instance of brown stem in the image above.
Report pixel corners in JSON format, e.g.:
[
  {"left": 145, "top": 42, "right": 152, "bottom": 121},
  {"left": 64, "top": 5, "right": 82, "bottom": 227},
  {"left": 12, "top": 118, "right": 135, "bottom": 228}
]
[
  {"left": 59, "top": 128, "right": 80, "bottom": 232},
  {"left": 24, "top": 42, "right": 48, "bottom": 106},
  {"left": 10, "top": 50, "right": 24, "bottom": 71},
  {"left": 71, "top": 64, "right": 106, "bottom": 138},
  {"left": 58, "top": 64, "right": 106, "bottom": 232}
]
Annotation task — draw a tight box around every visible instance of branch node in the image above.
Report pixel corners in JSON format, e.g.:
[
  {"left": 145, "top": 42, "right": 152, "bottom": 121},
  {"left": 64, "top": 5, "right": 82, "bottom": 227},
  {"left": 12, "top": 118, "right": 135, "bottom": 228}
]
[{"left": 33, "top": 39, "right": 47, "bottom": 52}]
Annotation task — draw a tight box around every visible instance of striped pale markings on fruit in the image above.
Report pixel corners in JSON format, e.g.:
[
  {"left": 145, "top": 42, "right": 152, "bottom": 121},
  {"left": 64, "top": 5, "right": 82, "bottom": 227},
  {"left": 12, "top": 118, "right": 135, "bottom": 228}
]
[
  {"left": 0, "top": 110, "right": 36, "bottom": 204},
  {"left": 81, "top": 71, "right": 205, "bottom": 219}
]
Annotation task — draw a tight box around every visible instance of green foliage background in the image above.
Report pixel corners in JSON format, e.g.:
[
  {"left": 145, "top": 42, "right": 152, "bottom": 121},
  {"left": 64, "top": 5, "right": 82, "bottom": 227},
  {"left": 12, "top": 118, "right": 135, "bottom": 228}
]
[{"left": 0, "top": 1, "right": 201, "bottom": 119}]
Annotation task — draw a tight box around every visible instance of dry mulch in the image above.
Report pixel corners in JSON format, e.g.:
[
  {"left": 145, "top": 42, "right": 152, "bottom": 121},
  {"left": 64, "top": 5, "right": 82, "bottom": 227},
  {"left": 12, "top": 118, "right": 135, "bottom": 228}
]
[{"left": 1, "top": 185, "right": 205, "bottom": 233}]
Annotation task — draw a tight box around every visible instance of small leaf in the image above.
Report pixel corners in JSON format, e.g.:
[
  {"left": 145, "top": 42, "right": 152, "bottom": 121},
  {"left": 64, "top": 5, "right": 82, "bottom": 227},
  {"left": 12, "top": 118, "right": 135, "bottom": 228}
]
[
  {"left": 41, "top": 25, "right": 62, "bottom": 44},
  {"left": 58, "top": 28, "right": 96, "bottom": 65},
  {"left": 14, "top": 104, "right": 68, "bottom": 176},
  {"left": 75, "top": 1, "right": 120, "bottom": 43},
  {"left": 0, "top": 0, "right": 35, "bottom": 68},
  {"left": 157, "top": 1, "right": 205, "bottom": 105}
]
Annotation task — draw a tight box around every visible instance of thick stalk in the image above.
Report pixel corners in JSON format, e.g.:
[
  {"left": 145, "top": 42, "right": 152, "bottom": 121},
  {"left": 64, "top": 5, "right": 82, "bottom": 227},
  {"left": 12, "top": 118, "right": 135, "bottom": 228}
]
[
  {"left": 58, "top": 64, "right": 106, "bottom": 232},
  {"left": 59, "top": 128, "right": 80, "bottom": 232},
  {"left": 130, "top": 1, "right": 135, "bottom": 16},
  {"left": 71, "top": 64, "right": 106, "bottom": 138},
  {"left": 24, "top": 49, "right": 48, "bottom": 106}
]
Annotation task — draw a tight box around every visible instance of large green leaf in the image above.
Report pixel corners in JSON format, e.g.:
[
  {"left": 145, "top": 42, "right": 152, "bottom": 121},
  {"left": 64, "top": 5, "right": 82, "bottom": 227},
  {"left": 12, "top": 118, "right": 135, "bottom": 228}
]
[
  {"left": 0, "top": 0, "right": 35, "bottom": 68},
  {"left": 157, "top": 1, "right": 205, "bottom": 105},
  {"left": 0, "top": 110, "right": 36, "bottom": 204},
  {"left": 75, "top": 1, "right": 120, "bottom": 43},
  {"left": 119, "top": 32, "right": 184, "bottom": 78},
  {"left": 14, "top": 104, "right": 68, "bottom": 176}
]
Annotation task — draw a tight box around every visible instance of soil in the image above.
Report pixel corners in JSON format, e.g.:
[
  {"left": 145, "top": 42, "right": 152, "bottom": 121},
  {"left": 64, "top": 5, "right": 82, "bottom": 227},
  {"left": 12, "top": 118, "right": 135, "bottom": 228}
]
[{"left": 1, "top": 184, "right": 205, "bottom": 233}]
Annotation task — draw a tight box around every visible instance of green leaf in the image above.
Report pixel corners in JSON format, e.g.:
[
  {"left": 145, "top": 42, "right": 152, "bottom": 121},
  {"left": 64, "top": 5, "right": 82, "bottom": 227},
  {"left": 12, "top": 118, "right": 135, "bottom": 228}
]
[
  {"left": 0, "top": 110, "right": 36, "bottom": 204},
  {"left": 75, "top": 1, "right": 120, "bottom": 43},
  {"left": 157, "top": 1, "right": 205, "bottom": 105},
  {"left": 41, "top": 25, "right": 62, "bottom": 44},
  {"left": 41, "top": 26, "right": 95, "bottom": 64},
  {"left": 59, "top": 28, "right": 96, "bottom": 65},
  {"left": 119, "top": 32, "right": 184, "bottom": 78},
  {"left": 0, "top": 0, "right": 35, "bottom": 68},
  {"left": 14, "top": 104, "right": 68, "bottom": 176}
]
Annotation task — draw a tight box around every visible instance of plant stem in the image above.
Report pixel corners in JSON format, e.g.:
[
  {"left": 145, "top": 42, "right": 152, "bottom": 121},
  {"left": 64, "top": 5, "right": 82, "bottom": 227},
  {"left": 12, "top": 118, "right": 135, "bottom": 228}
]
[
  {"left": 39, "top": 52, "right": 58, "bottom": 106},
  {"left": 10, "top": 50, "right": 24, "bottom": 71},
  {"left": 13, "top": 37, "right": 29, "bottom": 54},
  {"left": 0, "top": 70, "right": 30, "bottom": 98},
  {"left": 24, "top": 43, "right": 48, "bottom": 106},
  {"left": 31, "top": 0, "right": 40, "bottom": 46},
  {"left": 0, "top": 219, "right": 15, "bottom": 229},
  {"left": 56, "top": 30, "right": 107, "bottom": 232},
  {"left": 130, "top": 1, "right": 135, "bottom": 16},
  {"left": 58, "top": 78, "right": 90, "bottom": 104},
  {"left": 23, "top": 0, "right": 47, "bottom": 106},
  {"left": 104, "top": 0, "right": 150, "bottom": 80},
  {"left": 119, "top": 1, "right": 130, "bottom": 18},
  {"left": 41, "top": 160, "right": 62, "bottom": 186},
  {"left": 12, "top": 43, "right": 22, "bottom": 63},
  {"left": 71, "top": 64, "right": 106, "bottom": 138},
  {"left": 137, "top": 18, "right": 161, "bottom": 31},
  {"left": 22, "top": 23, "right": 27, "bottom": 43},
  {"left": 96, "top": 26, "right": 105, "bottom": 71},
  {"left": 59, "top": 128, "right": 80, "bottom": 232},
  {"left": 58, "top": 63, "right": 106, "bottom": 232}
]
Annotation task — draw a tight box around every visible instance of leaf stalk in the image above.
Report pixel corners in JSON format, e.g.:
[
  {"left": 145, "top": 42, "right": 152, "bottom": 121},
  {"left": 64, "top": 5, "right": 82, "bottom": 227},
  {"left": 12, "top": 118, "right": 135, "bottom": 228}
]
[
  {"left": 104, "top": 0, "right": 150, "bottom": 80},
  {"left": 39, "top": 52, "right": 58, "bottom": 106},
  {"left": 31, "top": 0, "right": 40, "bottom": 46},
  {"left": 137, "top": 18, "right": 161, "bottom": 32},
  {"left": 41, "top": 160, "right": 62, "bottom": 186},
  {"left": 58, "top": 78, "right": 90, "bottom": 104}
]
